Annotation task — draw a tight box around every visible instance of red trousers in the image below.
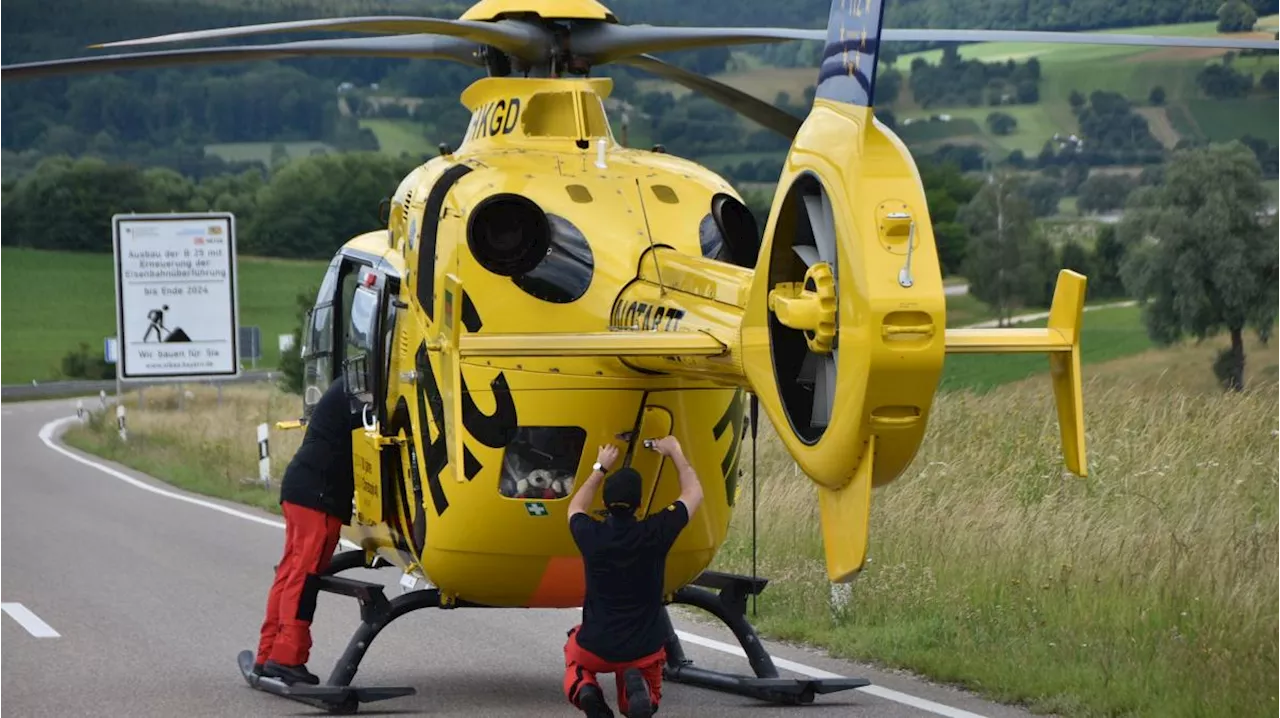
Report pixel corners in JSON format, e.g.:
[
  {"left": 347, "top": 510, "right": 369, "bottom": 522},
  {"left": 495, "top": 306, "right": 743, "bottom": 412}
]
[
  {"left": 256, "top": 501, "right": 342, "bottom": 667},
  {"left": 563, "top": 626, "right": 665, "bottom": 715}
]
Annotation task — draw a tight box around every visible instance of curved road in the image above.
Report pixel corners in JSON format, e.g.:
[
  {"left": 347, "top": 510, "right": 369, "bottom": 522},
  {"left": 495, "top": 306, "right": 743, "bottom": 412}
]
[{"left": 2, "top": 397, "right": 1037, "bottom": 718}]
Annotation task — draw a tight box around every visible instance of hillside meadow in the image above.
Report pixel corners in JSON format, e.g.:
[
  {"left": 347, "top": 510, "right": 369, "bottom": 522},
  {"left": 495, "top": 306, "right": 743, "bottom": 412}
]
[
  {"left": 0, "top": 247, "right": 327, "bottom": 384},
  {"left": 60, "top": 313, "right": 1278, "bottom": 717},
  {"left": 674, "top": 18, "right": 1279, "bottom": 163}
]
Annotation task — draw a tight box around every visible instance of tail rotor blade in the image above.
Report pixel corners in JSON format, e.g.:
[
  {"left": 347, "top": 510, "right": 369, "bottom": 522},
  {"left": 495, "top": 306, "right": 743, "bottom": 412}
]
[
  {"left": 798, "top": 352, "right": 821, "bottom": 385},
  {"left": 794, "top": 245, "right": 821, "bottom": 268},
  {"left": 812, "top": 353, "right": 836, "bottom": 428},
  {"left": 803, "top": 192, "right": 837, "bottom": 272}
]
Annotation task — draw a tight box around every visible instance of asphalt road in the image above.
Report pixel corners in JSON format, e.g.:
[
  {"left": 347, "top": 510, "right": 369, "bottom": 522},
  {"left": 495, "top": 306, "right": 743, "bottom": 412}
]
[{"left": 1, "top": 397, "right": 1039, "bottom": 718}]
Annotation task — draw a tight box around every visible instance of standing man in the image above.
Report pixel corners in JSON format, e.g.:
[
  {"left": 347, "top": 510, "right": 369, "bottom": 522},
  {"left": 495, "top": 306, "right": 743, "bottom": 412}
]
[
  {"left": 563, "top": 435, "right": 704, "bottom": 718},
  {"left": 254, "top": 375, "right": 362, "bottom": 685}
]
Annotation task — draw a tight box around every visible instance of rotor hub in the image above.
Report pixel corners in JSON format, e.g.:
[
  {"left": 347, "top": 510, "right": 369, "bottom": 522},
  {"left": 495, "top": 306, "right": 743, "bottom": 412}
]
[{"left": 767, "top": 261, "right": 837, "bottom": 355}]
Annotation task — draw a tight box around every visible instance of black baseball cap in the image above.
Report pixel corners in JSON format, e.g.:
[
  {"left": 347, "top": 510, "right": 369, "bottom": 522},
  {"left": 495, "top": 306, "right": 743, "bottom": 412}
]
[{"left": 603, "top": 466, "right": 642, "bottom": 516}]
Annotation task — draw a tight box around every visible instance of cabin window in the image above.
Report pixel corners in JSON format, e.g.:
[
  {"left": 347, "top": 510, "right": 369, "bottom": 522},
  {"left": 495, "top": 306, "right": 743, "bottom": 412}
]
[
  {"left": 699, "top": 194, "right": 760, "bottom": 268},
  {"left": 301, "top": 303, "right": 334, "bottom": 413},
  {"left": 699, "top": 212, "right": 729, "bottom": 262},
  {"left": 511, "top": 214, "right": 595, "bottom": 304},
  {"left": 498, "top": 426, "right": 588, "bottom": 500}
]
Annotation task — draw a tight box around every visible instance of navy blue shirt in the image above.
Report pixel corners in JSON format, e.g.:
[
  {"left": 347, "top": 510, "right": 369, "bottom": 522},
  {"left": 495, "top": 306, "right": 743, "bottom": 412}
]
[{"left": 570, "top": 500, "right": 690, "bottom": 662}]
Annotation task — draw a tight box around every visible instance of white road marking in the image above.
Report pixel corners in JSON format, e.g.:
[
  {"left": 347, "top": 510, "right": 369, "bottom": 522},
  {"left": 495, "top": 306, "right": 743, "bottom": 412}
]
[
  {"left": 2, "top": 602, "right": 61, "bottom": 638},
  {"left": 38, "top": 417, "right": 360, "bottom": 551},
  {"left": 39, "top": 415, "right": 985, "bottom": 718}
]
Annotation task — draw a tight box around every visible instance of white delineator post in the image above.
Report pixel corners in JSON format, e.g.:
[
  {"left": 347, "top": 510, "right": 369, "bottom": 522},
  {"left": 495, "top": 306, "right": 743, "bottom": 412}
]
[
  {"left": 116, "top": 404, "right": 127, "bottom": 442},
  {"left": 257, "top": 422, "right": 270, "bottom": 488}
]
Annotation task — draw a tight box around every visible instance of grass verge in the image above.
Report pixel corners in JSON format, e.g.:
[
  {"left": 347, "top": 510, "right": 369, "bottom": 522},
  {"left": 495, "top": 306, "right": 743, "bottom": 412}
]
[{"left": 712, "top": 331, "right": 1278, "bottom": 718}]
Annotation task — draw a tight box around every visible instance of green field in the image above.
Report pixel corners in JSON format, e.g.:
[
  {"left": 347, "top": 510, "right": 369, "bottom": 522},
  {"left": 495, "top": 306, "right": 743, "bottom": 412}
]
[
  {"left": 940, "top": 304, "right": 1150, "bottom": 392},
  {"left": 358, "top": 118, "right": 437, "bottom": 158},
  {"left": 204, "top": 141, "right": 335, "bottom": 164},
  {"left": 0, "top": 248, "right": 327, "bottom": 384}
]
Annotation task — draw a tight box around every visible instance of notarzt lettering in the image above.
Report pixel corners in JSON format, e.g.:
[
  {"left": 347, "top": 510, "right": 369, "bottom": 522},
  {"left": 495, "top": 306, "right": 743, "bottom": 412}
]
[{"left": 611, "top": 301, "right": 686, "bottom": 331}]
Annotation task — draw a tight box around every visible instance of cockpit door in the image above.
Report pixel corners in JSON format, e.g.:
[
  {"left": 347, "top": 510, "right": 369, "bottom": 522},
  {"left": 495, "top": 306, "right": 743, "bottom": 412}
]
[{"left": 344, "top": 267, "right": 395, "bottom": 525}]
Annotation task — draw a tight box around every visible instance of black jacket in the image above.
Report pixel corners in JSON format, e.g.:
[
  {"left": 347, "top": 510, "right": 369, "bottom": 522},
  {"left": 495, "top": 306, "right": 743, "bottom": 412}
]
[{"left": 279, "top": 377, "right": 362, "bottom": 523}]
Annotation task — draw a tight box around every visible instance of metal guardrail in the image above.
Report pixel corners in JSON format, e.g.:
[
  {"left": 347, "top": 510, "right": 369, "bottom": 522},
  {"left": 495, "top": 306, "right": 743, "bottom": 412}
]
[{"left": 1, "top": 370, "right": 279, "bottom": 401}]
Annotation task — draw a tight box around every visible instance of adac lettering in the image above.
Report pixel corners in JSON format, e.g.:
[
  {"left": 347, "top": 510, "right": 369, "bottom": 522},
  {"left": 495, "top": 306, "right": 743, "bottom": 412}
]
[
  {"left": 467, "top": 97, "right": 522, "bottom": 140},
  {"left": 611, "top": 301, "right": 686, "bottom": 331},
  {"left": 411, "top": 292, "right": 519, "bottom": 517}
]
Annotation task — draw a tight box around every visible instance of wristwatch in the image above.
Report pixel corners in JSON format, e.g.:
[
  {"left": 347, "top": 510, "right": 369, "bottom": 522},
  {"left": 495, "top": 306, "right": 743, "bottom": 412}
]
[{"left": 592, "top": 461, "right": 605, "bottom": 473}]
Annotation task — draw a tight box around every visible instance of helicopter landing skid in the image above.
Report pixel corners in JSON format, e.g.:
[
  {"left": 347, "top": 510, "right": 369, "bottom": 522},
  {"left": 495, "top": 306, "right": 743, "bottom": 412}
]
[
  {"left": 662, "top": 570, "right": 870, "bottom": 705},
  {"left": 237, "top": 650, "right": 413, "bottom": 715},
  {"left": 240, "top": 549, "right": 482, "bottom": 714}
]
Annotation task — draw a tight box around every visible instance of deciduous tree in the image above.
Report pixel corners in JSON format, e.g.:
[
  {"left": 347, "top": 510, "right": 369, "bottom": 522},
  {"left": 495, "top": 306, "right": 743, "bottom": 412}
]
[
  {"left": 958, "top": 172, "right": 1059, "bottom": 325},
  {"left": 1118, "top": 142, "right": 1278, "bottom": 391}
]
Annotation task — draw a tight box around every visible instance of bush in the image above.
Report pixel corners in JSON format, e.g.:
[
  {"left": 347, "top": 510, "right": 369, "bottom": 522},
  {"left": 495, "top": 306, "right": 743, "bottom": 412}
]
[
  {"left": 60, "top": 342, "right": 115, "bottom": 380},
  {"left": 278, "top": 287, "right": 316, "bottom": 396}
]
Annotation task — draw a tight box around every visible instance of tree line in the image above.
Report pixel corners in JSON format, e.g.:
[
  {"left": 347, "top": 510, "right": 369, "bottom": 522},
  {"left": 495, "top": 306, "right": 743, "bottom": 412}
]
[{"left": 962, "top": 141, "right": 1276, "bottom": 391}]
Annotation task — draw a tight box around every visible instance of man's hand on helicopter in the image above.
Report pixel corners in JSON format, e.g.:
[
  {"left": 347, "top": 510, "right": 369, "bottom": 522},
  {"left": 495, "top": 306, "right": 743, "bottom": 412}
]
[
  {"left": 596, "top": 444, "right": 620, "bottom": 473},
  {"left": 648, "top": 436, "right": 684, "bottom": 459},
  {"left": 650, "top": 435, "right": 703, "bottom": 518},
  {"left": 568, "top": 443, "right": 619, "bottom": 522}
]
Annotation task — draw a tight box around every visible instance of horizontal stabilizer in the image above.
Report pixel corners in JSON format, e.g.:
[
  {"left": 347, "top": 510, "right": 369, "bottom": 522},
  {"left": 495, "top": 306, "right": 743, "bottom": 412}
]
[{"left": 943, "top": 270, "right": 1087, "bottom": 476}]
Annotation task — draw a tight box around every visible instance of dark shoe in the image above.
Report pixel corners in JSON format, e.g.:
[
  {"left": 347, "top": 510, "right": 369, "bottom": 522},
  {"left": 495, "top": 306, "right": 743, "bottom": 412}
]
[
  {"left": 263, "top": 660, "right": 320, "bottom": 685},
  {"left": 623, "top": 668, "right": 654, "bottom": 718},
  {"left": 577, "top": 684, "right": 614, "bottom": 718},
  {"left": 252, "top": 662, "right": 265, "bottom": 677}
]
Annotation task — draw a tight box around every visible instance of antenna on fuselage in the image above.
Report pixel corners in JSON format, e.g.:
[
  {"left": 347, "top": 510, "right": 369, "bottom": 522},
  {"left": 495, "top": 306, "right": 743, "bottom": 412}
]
[{"left": 633, "top": 178, "right": 667, "bottom": 297}]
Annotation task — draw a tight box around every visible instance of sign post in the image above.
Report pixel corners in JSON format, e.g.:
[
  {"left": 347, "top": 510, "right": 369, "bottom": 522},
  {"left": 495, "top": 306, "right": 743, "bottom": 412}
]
[
  {"left": 104, "top": 336, "right": 120, "bottom": 399},
  {"left": 112, "top": 213, "right": 240, "bottom": 386},
  {"left": 239, "top": 325, "right": 262, "bottom": 370}
]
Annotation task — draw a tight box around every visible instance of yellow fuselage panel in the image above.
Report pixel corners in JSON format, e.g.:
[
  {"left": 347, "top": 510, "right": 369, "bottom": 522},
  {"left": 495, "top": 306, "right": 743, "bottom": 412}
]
[{"left": 344, "top": 95, "right": 750, "bottom": 607}]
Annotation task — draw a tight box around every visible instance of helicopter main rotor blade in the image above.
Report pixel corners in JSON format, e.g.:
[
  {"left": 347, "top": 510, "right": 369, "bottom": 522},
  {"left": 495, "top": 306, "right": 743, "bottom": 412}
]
[
  {"left": 1, "top": 35, "right": 483, "bottom": 81},
  {"left": 90, "top": 16, "right": 549, "bottom": 62},
  {"left": 880, "top": 27, "right": 1280, "bottom": 51},
  {"left": 617, "top": 54, "right": 803, "bottom": 139},
  {"left": 577, "top": 23, "right": 1276, "bottom": 64},
  {"left": 576, "top": 25, "right": 824, "bottom": 64}
]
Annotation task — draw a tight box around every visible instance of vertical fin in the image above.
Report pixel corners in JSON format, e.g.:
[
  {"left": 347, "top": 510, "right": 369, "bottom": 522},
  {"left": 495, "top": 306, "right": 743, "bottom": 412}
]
[
  {"left": 814, "top": 0, "right": 889, "bottom": 108},
  {"left": 1047, "top": 271, "right": 1087, "bottom": 477},
  {"left": 817, "top": 435, "right": 875, "bottom": 582}
]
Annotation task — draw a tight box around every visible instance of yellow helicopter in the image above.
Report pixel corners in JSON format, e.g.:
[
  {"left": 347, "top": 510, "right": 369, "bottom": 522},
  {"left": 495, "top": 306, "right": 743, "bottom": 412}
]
[{"left": 6, "top": 0, "right": 1276, "bottom": 712}]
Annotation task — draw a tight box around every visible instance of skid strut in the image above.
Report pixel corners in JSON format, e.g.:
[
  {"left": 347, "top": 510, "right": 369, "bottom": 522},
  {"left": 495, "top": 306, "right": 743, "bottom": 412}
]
[
  {"left": 661, "top": 570, "right": 869, "bottom": 705},
  {"left": 246, "top": 549, "right": 483, "bottom": 714}
]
